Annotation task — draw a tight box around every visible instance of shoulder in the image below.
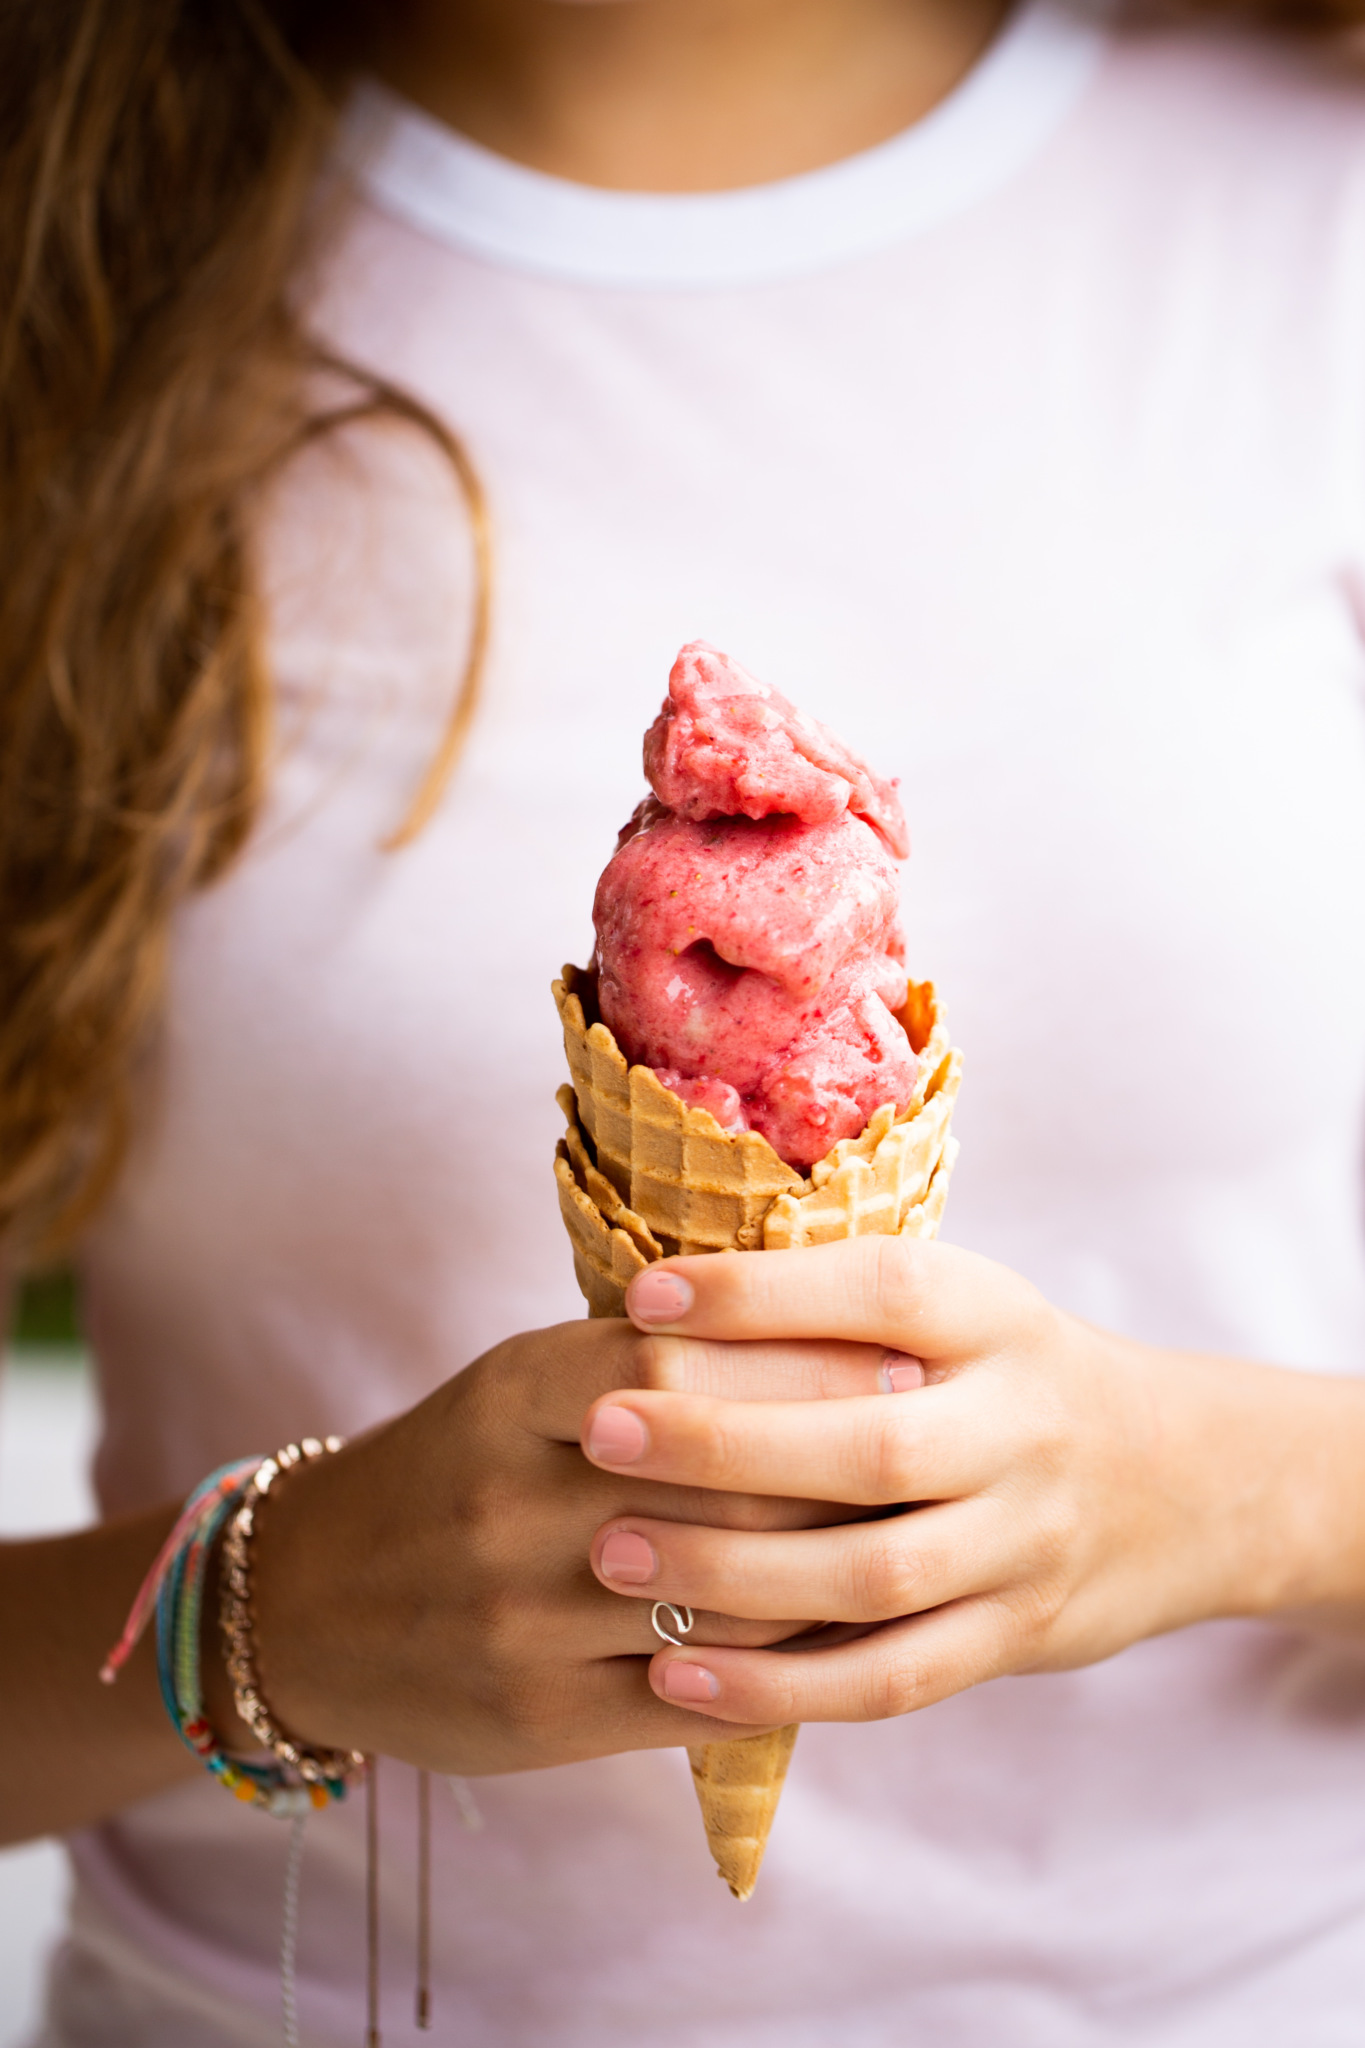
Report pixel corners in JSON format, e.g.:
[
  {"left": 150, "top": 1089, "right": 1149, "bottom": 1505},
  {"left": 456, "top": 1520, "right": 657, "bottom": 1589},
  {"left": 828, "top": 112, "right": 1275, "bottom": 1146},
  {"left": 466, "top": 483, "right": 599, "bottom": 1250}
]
[
  {"left": 1079, "top": 11, "right": 1365, "bottom": 174},
  {"left": 1025, "top": 8, "right": 1365, "bottom": 352}
]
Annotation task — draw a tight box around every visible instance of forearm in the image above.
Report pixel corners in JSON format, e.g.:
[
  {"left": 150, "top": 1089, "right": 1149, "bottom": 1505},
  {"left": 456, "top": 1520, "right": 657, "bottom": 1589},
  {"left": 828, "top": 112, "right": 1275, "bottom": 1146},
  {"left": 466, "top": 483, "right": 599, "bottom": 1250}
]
[{"left": 0, "top": 1505, "right": 213, "bottom": 1842}]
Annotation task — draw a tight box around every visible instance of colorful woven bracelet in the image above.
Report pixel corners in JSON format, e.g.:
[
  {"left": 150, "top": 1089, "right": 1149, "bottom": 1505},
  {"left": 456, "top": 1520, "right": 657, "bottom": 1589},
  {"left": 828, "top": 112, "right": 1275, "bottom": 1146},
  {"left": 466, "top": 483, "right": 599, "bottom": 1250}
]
[{"left": 102, "top": 1442, "right": 363, "bottom": 1815}]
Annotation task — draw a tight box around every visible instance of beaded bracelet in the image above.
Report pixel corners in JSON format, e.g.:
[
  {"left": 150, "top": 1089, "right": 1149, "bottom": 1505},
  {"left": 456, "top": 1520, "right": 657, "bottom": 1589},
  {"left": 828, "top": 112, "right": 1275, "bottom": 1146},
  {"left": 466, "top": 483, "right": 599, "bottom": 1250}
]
[{"left": 219, "top": 1438, "right": 366, "bottom": 1794}]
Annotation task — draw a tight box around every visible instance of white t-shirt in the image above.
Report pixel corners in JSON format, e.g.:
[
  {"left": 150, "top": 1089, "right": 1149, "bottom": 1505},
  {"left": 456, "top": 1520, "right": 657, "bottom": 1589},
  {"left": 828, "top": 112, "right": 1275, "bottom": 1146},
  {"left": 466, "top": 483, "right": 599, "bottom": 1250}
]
[{"left": 46, "top": 5, "right": 1365, "bottom": 2041}]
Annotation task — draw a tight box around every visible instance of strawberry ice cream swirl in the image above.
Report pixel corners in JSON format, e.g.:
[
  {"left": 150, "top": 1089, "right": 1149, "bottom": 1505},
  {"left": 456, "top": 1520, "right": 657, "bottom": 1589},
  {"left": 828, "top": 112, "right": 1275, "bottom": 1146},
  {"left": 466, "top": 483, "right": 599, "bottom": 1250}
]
[{"left": 592, "top": 644, "right": 919, "bottom": 1171}]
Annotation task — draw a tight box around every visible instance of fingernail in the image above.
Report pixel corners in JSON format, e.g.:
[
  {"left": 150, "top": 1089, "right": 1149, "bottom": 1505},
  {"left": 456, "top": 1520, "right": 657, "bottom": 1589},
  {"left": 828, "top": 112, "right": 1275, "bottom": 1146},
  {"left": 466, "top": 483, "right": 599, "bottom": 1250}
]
[
  {"left": 587, "top": 1405, "right": 649, "bottom": 1466},
  {"left": 879, "top": 1351, "right": 925, "bottom": 1394},
  {"left": 662, "top": 1661, "right": 720, "bottom": 1703},
  {"left": 626, "top": 1269, "right": 695, "bottom": 1326},
  {"left": 599, "top": 1531, "right": 658, "bottom": 1584}
]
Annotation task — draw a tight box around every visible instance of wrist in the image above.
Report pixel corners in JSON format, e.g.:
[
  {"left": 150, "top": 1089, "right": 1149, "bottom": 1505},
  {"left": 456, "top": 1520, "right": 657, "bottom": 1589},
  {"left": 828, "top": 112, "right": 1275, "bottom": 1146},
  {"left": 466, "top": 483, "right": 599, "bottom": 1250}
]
[
  {"left": 198, "top": 1441, "right": 370, "bottom": 1760},
  {"left": 244, "top": 1437, "right": 373, "bottom": 1754},
  {"left": 1162, "top": 1350, "right": 1365, "bottom": 1627},
  {"left": 1251, "top": 1370, "right": 1365, "bottom": 1625}
]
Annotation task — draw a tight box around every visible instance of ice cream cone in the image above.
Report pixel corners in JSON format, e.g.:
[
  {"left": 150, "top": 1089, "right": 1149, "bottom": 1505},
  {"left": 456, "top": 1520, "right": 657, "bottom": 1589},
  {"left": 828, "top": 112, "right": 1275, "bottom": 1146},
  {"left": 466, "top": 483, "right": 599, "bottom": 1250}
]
[
  {"left": 685, "top": 1725, "right": 800, "bottom": 1901},
  {"left": 555, "top": 964, "right": 805, "bottom": 1259},
  {"left": 552, "top": 965, "right": 962, "bottom": 1894}
]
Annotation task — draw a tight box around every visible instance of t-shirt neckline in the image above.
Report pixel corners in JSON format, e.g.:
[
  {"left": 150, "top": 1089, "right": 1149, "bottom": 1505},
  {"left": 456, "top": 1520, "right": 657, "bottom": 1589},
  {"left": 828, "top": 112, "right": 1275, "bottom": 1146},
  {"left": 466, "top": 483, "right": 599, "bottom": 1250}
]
[{"left": 340, "top": 0, "right": 1106, "bottom": 290}]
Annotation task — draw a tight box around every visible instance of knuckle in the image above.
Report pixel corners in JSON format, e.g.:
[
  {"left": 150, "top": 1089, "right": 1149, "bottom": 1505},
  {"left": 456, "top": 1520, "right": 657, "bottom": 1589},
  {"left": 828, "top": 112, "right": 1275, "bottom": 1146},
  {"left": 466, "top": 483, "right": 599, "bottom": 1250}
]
[
  {"left": 498, "top": 1322, "right": 573, "bottom": 1397},
  {"left": 1004, "top": 1542, "right": 1073, "bottom": 1646},
  {"left": 453, "top": 1485, "right": 537, "bottom": 1613},
  {"left": 1033, "top": 1492, "right": 1082, "bottom": 1571},
  {"left": 853, "top": 1524, "right": 926, "bottom": 1618},
  {"left": 698, "top": 1403, "right": 750, "bottom": 1491},
  {"left": 497, "top": 1662, "right": 573, "bottom": 1749},
  {"left": 1015, "top": 1415, "right": 1064, "bottom": 1481},
  {"left": 863, "top": 1235, "right": 926, "bottom": 1336},
  {"left": 630, "top": 1332, "right": 676, "bottom": 1392},
  {"left": 987, "top": 1282, "right": 1060, "bottom": 1374},
  {"left": 1014, "top": 1284, "right": 1058, "bottom": 1353},
  {"left": 444, "top": 1353, "right": 502, "bottom": 1438},
  {"left": 761, "top": 1662, "right": 803, "bottom": 1724},
  {"left": 455, "top": 1470, "right": 516, "bottom": 1552},
  {"left": 863, "top": 1410, "right": 920, "bottom": 1503},
  {"left": 859, "top": 1641, "right": 929, "bottom": 1720},
  {"left": 1028, "top": 1577, "right": 1069, "bottom": 1641},
  {"left": 702, "top": 1534, "right": 750, "bottom": 1606},
  {"left": 463, "top": 1574, "right": 532, "bottom": 1663},
  {"left": 989, "top": 1588, "right": 1052, "bottom": 1670}
]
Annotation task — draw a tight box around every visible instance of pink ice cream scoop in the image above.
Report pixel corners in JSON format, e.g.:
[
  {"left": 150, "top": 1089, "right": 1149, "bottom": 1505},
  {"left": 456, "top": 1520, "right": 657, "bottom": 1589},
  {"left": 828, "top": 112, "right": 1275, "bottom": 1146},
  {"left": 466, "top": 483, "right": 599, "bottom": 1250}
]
[{"left": 593, "top": 642, "right": 917, "bottom": 1171}]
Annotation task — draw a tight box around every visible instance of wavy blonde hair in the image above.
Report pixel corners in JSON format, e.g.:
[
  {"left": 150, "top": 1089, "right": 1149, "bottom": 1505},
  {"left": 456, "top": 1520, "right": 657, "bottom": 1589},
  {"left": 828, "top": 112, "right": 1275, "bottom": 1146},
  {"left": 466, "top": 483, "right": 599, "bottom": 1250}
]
[
  {"left": 0, "top": 0, "right": 1354, "bottom": 1263},
  {"left": 0, "top": 0, "right": 489, "bottom": 1262}
]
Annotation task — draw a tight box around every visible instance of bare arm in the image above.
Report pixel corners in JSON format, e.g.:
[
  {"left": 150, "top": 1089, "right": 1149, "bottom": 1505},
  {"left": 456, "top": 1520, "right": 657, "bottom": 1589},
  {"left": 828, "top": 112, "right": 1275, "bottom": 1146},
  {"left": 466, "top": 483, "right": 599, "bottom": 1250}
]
[
  {"left": 1, "top": 1267, "right": 213, "bottom": 1839},
  {"left": 1, "top": 1259, "right": 246, "bottom": 1840},
  {"left": 0, "top": 1506, "right": 204, "bottom": 1843}
]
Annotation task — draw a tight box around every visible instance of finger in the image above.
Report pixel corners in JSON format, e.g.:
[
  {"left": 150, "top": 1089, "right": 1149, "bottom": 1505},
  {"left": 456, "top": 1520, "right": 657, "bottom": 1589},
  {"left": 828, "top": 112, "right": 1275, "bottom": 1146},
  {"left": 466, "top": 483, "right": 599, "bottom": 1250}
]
[
  {"left": 644, "top": 1595, "right": 1022, "bottom": 1724},
  {"left": 580, "top": 1378, "right": 1005, "bottom": 1506},
  {"left": 460, "top": 1637, "right": 785, "bottom": 1766},
  {"left": 546, "top": 1441, "right": 870, "bottom": 1533},
  {"left": 566, "top": 1581, "right": 822, "bottom": 1657},
  {"left": 513, "top": 1649, "right": 783, "bottom": 1761},
  {"left": 623, "top": 1238, "right": 1047, "bottom": 1363},
  {"left": 515, "top": 1321, "right": 908, "bottom": 1444},
  {"left": 589, "top": 1499, "right": 1016, "bottom": 1624},
  {"left": 524, "top": 1545, "right": 831, "bottom": 1660},
  {"left": 633, "top": 1335, "right": 921, "bottom": 1404}
]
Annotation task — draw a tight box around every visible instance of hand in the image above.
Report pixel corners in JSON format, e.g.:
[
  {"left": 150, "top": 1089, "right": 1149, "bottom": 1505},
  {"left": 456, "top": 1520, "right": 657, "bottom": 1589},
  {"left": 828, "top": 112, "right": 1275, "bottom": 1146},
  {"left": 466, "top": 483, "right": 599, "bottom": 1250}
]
[
  {"left": 579, "top": 1240, "right": 1365, "bottom": 1725},
  {"left": 221, "top": 1317, "right": 894, "bottom": 1774}
]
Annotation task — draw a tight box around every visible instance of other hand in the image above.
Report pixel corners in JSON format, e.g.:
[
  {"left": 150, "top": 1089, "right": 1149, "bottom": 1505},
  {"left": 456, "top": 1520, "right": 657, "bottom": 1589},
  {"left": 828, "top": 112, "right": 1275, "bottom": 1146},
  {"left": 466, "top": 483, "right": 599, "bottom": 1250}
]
[
  {"left": 581, "top": 1239, "right": 1365, "bottom": 1724},
  {"left": 222, "top": 1316, "right": 891, "bottom": 1773}
]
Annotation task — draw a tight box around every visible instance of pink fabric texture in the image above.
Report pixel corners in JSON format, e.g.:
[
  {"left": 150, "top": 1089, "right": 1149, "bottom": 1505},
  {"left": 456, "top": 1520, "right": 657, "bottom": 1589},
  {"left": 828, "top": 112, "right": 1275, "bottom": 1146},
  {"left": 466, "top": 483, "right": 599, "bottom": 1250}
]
[{"left": 50, "top": 9, "right": 1365, "bottom": 2041}]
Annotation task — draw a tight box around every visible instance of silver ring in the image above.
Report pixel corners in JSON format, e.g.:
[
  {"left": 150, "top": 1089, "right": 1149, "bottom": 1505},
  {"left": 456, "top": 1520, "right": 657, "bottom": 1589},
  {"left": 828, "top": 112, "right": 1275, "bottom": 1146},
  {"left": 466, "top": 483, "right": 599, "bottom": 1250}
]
[{"left": 651, "top": 1602, "right": 694, "bottom": 1649}]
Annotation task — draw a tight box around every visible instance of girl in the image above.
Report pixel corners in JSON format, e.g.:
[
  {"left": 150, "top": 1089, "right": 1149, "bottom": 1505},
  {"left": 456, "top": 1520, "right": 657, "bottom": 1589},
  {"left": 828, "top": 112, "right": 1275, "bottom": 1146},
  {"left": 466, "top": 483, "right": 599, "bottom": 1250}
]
[{"left": 4, "top": 1, "right": 1365, "bottom": 2041}]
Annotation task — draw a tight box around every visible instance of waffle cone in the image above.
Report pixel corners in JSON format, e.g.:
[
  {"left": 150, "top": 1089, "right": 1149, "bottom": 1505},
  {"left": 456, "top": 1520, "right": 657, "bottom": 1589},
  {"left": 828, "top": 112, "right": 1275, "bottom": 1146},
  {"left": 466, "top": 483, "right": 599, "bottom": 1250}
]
[
  {"left": 684, "top": 1724, "right": 800, "bottom": 1901},
  {"left": 552, "top": 964, "right": 962, "bottom": 1896}
]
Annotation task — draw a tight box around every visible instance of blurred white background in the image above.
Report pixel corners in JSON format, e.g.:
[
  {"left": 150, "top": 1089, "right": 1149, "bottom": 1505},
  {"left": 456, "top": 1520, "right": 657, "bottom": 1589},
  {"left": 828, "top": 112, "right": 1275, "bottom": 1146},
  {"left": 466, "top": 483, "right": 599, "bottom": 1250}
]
[{"left": 0, "top": 1353, "right": 98, "bottom": 2048}]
